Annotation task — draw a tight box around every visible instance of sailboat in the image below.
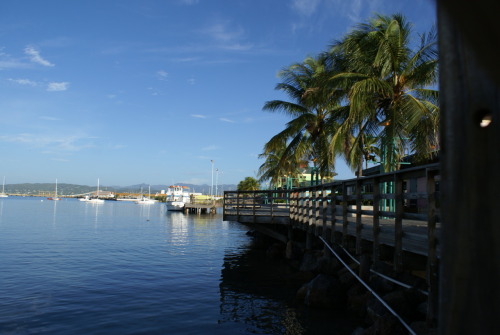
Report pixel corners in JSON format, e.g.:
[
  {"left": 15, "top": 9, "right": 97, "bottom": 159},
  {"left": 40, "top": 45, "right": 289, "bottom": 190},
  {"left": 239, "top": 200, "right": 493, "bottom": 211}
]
[
  {"left": 135, "top": 185, "right": 157, "bottom": 204},
  {"left": 47, "top": 179, "right": 61, "bottom": 201},
  {"left": 0, "top": 176, "right": 8, "bottom": 198},
  {"left": 86, "top": 178, "right": 105, "bottom": 203}
]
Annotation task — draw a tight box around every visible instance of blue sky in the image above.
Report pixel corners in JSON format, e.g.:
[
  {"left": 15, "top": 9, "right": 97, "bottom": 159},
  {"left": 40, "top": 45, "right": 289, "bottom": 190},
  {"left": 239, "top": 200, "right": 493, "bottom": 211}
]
[{"left": 0, "top": 0, "right": 436, "bottom": 187}]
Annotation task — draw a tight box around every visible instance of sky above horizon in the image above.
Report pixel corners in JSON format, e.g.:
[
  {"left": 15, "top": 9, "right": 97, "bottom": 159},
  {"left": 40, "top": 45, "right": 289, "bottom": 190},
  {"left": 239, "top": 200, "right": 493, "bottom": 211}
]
[{"left": 0, "top": 0, "right": 436, "bottom": 188}]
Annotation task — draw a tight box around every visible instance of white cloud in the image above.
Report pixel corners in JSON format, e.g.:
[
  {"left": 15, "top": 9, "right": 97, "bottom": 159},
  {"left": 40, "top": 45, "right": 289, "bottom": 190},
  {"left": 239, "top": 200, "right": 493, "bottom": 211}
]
[
  {"left": 187, "top": 78, "right": 196, "bottom": 85},
  {"left": 39, "top": 116, "right": 61, "bottom": 121},
  {"left": 204, "top": 22, "right": 244, "bottom": 43},
  {"left": 191, "top": 114, "right": 206, "bottom": 119},
  {"left": 8, "top": 78, "right": 37, "bottom": 86},
  {"left": 202, "top": 145, "right": 218, "bottom": 151},
  {"left": 157, "top": 70, "right": 168, "bottom": 80},
  {"left": 219, "top": 118, "right": 235, "bottom": 123},
  {"left": 221, "top": 43, "right": 254, "bottom": 51},
  {"left": 24, "top": 46, "right": 54, "bottom": 67},
  {"left": 0, "top": 133, "right": 94, "bottom": 152},
  {"left": 47, "top": 82, "right": 69, "bottom": 92},
  {"left": 291, "top": 0, "right": 322, "bottom": 16},
  {"left": 111, "top": 144, "right": 126, "bottom": 149}
]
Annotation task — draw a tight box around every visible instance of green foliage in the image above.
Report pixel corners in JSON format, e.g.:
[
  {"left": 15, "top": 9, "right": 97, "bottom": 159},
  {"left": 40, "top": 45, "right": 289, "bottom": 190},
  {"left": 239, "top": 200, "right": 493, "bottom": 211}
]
[
  {"left": 260, "top": 13, "right": 439, "bottom": 182},
  {"left": 237, "top": 177, "right": 260, "bottom": 191}
]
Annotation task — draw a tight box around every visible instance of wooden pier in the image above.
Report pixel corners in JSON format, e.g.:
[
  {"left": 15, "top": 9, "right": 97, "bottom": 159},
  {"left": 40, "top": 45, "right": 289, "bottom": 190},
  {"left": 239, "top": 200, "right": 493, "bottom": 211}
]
[
  {"left": 184, "top": 203, "right": 217, "bottom": 214},
  {"left": 223, "top": 163, "right": 440, "bottom": 324}
]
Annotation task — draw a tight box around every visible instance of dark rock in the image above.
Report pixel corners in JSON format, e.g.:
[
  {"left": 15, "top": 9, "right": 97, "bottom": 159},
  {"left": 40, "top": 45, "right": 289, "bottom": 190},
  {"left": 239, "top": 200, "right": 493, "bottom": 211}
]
[
  {"left": 337, "top": 265, "right": 358, "bottom": 288},
  {"left": 361, "top": 315, "right": 406, "bottom": 335},
  {"left": 296, "top": 274, "right": 346, "bottom": 309},
  {"left": 369, "top": 275, "right": 394, "bottom": 293},
  {"left": 417, "top": 301, "right": 428, "bottom": 317},
  {"left": 351, "top": 327, "right": 365, "bottom": 335},
  {"left": 347, "top": 292, "right": 370, "bottom": 318},
  {"left": 317, "top": 255, "right": 342, "bottom": 275},
  {"left": 299, "top": 251, "right": 321, "bottom": 272},
  {"left": 366, "top": 288, "right": 423, "bottom": 324}
]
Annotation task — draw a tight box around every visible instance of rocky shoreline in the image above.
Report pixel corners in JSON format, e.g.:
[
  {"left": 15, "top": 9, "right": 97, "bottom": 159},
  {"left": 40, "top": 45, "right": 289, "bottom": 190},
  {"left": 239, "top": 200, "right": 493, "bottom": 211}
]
[{"left": 248, "top": 230, "right": 437, "bottom": 335}]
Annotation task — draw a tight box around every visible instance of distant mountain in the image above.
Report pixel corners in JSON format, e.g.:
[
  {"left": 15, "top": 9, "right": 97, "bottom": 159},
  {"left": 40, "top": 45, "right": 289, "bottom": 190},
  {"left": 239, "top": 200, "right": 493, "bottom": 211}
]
[
  {"left": 114, "top": 183, "right": 238, "bottom": 194},
  {"left": 2, "top": 182, "right": 238, "bottom": 196}
]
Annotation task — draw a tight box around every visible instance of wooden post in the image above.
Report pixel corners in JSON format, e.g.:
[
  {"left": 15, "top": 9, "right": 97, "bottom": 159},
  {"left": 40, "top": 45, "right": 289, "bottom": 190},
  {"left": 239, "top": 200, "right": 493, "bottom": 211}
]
[
  {"left": 359, "top": 253, "right": 371, "bottom": 283},
  {"left": 372, "top": 177, "right": 381, "bottom": 265},
  {"left": 355, "top": 179, "right": 362, "bottom": 255},
  {"left": 393, "top": 173, "right": 404, "bottom": 272},
  {"left": 342, "top": 182, "right": 348, "bottom": 247},
  {"left": 269, "top": 190, "right": 274, "bottom": 224},
  {"left": 438, "top": 2, "right": 500, "bottom": 334},
  {"left": 426, "top": 169, "right": 439, "bottom": 327},
  {"left": 306, "top": 229, "right": 313, "bottom": 250},
  {"left": 236, "top": 191, "right": 240, "bottom": 220},
  {"left": 252, "top": 191, "right": 256, "bottom": 224},
  {"left": 322, "top": 186, "right": 328, "bottom": 239},
  {"left": 330, "top": 185, "right": 337, "bottom": 244}
]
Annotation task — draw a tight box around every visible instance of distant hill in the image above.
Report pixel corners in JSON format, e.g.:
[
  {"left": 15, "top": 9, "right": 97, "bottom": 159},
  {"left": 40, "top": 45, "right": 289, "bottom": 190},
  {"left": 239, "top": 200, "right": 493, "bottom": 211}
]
[{"left": 2, "top": 182, "right": 238, "bottom": 196}]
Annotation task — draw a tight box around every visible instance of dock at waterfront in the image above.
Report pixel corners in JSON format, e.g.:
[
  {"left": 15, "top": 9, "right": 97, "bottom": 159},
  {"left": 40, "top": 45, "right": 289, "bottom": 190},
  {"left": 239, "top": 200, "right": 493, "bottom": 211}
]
[{"left": 184, "top": 203, "right": 217, "bottom": 214}]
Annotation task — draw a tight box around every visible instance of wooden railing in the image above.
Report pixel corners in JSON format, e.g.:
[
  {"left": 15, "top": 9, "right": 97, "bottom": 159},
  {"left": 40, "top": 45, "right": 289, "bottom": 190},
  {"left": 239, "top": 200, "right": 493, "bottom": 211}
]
[
  {"left": 223, "top": 163, "right": 440, "bottom": 263},
  {"left": 224, "top": 163, "right": 441, "bottom": 326}
]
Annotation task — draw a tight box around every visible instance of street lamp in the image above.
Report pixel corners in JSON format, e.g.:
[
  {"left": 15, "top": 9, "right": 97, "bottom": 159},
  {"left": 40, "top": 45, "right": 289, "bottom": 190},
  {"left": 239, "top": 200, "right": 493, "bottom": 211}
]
[
  {"left": 215, "top": 168, "right": 219, "bottom": 197},
  {"left": 211, "top": 160, "right": 214, "bottom": 198}
]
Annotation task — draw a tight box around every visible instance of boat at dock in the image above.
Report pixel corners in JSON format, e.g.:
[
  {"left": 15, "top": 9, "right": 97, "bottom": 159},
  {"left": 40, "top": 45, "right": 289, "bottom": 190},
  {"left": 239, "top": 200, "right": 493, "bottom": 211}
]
[{"left": 165, "top": 185, "right": 190, "bottom": 211}]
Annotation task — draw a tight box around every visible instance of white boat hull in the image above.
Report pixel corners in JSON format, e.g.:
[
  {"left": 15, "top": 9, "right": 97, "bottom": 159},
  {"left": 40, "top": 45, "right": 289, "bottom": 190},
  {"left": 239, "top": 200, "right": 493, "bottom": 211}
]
[
  {"left": 135, "top": 198, "right": 157, "bottom": 204},
  {"left": 166, "top": 201, "right": 185, "bottom": 211}
]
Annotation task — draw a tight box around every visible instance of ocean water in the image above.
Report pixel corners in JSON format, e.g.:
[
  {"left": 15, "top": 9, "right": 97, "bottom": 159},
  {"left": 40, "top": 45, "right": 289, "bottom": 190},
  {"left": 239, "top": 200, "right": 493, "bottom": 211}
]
[{"left": 0, "top": 197, "right": 356, "bottom": 335}]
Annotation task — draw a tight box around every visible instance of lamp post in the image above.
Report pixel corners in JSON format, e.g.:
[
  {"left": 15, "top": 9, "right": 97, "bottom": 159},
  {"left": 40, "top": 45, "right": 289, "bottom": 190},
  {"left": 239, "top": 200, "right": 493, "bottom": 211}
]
[
  {"left": 215, "top": 168, "right": 219, "bottom": 197},
  {"left": 210, "top": 160, "right": 214, "bottom": 198}
]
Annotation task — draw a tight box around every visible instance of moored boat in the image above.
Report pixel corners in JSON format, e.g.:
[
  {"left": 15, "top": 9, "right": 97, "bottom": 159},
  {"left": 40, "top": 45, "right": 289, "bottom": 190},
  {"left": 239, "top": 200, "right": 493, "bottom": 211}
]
[
  {"left": 165, "top": 185, "right": 190, "bottom": 211},
  {"left": 80, "top": 179, "right": 105, "bottom": 203},
  {"left": 135, "top": 185, "right": 157, "bottom": 204},
  {"left": 0, "top": 176, "right": 8, "bottom": 198},
  {"left": 47, "top": 179, "right": 61, "bottom": 201}
]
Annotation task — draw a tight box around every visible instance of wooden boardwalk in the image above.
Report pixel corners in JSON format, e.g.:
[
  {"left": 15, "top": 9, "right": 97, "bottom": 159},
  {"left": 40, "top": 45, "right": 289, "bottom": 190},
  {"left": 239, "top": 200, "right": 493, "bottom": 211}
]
[
  {"left": 224, "top": 163, "right": 440, "bottom": 258},
  {"left": 224, "top": 163, "right": 441, "bottom": 323},
  {"left": 224, "top": 206, "right": 437, "bottom": 257}
]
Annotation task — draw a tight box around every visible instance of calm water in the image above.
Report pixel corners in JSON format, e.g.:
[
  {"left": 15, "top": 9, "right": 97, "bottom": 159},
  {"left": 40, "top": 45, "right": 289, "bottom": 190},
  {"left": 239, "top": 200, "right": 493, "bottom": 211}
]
[{"left": 0, "top": 197, "right": 355, "bottom": 335}]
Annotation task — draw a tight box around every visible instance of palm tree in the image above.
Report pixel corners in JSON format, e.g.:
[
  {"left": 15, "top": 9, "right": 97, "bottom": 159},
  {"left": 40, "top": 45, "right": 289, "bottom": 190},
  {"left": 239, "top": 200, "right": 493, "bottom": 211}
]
[
  {"left": 257, "top": 138, "right": 308, "bottom": 189},
  {"left": 262, "top": 54, "right": 344, "bottom": 180},
  {"left": 237, "top": 177, "right": 260, "bottom": 191},
  {"left": 329, "top": 13, "right": 439, "bottom": 172}
]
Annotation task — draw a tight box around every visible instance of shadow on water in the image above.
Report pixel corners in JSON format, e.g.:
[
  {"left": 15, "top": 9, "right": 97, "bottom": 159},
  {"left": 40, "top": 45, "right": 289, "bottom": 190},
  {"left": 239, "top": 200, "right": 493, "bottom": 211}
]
[{"left": 218, "top": 233, "right": 361, "bottom": 335}]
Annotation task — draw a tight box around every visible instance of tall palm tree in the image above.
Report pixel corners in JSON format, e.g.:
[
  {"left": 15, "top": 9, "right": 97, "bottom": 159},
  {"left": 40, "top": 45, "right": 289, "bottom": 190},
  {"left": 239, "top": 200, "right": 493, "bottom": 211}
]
[
  {"left": 330, "top": 13, "right": 439, "bottom": 172},
  {"left": 257, "top": 138, "right": 307, "bottom": 188},
  {"left": 262, "top": 54, "right": 344, "bottom": 180}
]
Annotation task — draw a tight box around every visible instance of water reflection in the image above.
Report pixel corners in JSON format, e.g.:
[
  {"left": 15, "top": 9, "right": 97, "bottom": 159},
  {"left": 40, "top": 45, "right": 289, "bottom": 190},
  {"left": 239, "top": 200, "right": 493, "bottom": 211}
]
[
  {"left": 218, "top": 235, "right": 359, "bottom": 335},
  {"left": 165, "top": 212, "right": 189, "bottom": 251},
  {"left": 0, "top": 199, "right": 4, "bottom": 225},
  {"left": 51, "top": 200, "right": 58, "bottom": 227},
  {"left": 218, "top": 242, "right": 306, "bottom": 334}
]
